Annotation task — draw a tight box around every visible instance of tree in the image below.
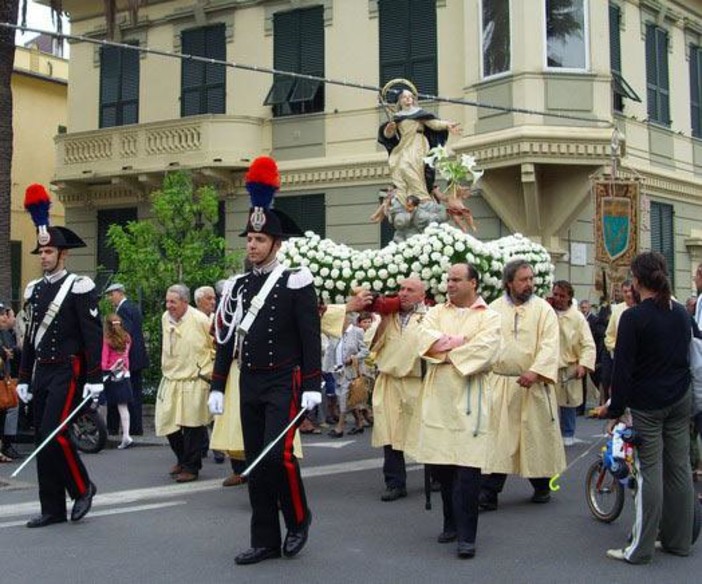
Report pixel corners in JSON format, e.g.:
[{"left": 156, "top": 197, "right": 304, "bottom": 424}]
[
  {"left": 0, "top": 1, "right": 19, "bottom": 303},
  {"left": 107, "top": 170, "right": 241, "bottom": 388}
]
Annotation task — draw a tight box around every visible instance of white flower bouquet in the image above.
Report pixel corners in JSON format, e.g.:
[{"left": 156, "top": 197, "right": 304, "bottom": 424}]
[{"left": 280, "top": 223, "right": 554, "bottom": 304}]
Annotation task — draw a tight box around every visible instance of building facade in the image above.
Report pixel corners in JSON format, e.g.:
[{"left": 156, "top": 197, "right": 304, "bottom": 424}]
[
  {"left": 11, "top": 44, "right": 67, "bottom": 305},
  {"left": 43, "top": 0, "right": 702, "bottom": 300}
]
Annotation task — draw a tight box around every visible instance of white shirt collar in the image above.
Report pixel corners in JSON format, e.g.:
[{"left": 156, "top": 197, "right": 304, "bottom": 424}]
[
  {"left": 117, "top": 297, "right": 127, "bottom": 310},
  {"left": 44, "top": 269, "right": 67, "bottom": 284}
]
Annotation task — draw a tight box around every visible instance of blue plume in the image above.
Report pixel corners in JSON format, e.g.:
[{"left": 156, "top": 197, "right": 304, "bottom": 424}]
[
  {"left": 246, "top": 182, "right": 276, "bottom": 209},
  {"left": 27, "top": 200, "right": 51, "bottom": 229}
]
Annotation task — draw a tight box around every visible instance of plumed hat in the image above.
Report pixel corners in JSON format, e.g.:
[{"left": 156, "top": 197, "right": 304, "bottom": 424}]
[
  {"left": 239, "top": 156, "right": 304, "bottom": 239},
  {"left": 24, "top": 184, "right": 86, "bottom": 254}
]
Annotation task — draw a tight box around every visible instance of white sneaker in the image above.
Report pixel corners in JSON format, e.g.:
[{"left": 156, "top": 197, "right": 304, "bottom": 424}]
[
  {"left": 563, "top": 436, "right": 574, "bottom": 447},
  {"left": 118, "top": 437, "right": 134, "bottom": 450},
  {"left": 606, "top": 549, "right": 628, "bottom": 562}
]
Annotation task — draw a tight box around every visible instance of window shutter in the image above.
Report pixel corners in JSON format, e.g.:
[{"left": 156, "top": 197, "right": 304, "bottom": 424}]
[
  {"left": 379, "top": 0, "right": 411, "bottom": 88},
  {"left": 656, "top": 28, "right": 669, "bottom": 124},
  {"left": 274, "top": 194, "right": 326, "bottom": 238},
  {"left": 692, "top": 46, "right": 702, "bottom": 138},
  {"left": 121, "top": 43, "right": 140, "bottom": 124},
  {"left": 645, "top": 24, "right": 658, "bottom": 121},
  {"left": 272, "top": 10, "right": 301, "bottom": 116},
  {"left": 409, "top": 0, "right": 437, "bottom": 96},
  {"left": 298, "top": 6, "right": 324, "bottom": 111},
  {"left": 609, "top": 4, "right": 621, "bottom": 73},
  {"left": 182, "top": 28, "right": 206, "bottom": 116},
  {"left": 100, "top": 46, "right": 120, "bottom": 128},
  {"left": 650, "top": 201, "right": 675, "bottom": 285},
  {"left": 205, "top": 24, "right": 226, "bottom": 114},
  {"left": 97, "top": 207, "right": 138, "bottom": 273}
]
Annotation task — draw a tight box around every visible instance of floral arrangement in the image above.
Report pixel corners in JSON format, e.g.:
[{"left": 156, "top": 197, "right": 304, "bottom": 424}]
[
  {"left": 279, "top": 223, "right": 554, "bottom": 304},
  {"left": 424, "top": 145, "right": 484, "bottom": 187}
]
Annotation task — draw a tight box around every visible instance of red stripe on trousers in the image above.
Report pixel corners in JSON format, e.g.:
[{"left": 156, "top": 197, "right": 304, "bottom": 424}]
[
  {"left": 283, "top": 368, "right": 305, "bottom": 524},
  {"left": 57, "top": 358, "right": 87, "bottom": 496}
]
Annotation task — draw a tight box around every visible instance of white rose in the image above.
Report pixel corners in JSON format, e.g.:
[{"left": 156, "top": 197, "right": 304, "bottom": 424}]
[
  {"left": 330, "top": 268, "right": 340, "bottom": 279},
  {"left": 372, "top": 280, "right": 383, "bottom": 291},
  {"left": 368, "top": 268, "right": 377, "bottom": 278},
  {"left": 324, "top": 280, "right": 334, "bottom": 290},
  {"left": 342, "top": 268, "right": 352, "bottom": 278},
  {"left": 421, "top": 267, "right": 432, "bottom": 280},
  {"left": 314, "top": 276, "right": 323, "bottom": 287},
  {"left": 320, "top": 267, "right": 330, "bottom": 277},
  {"left": 336, "top": 281, "right": 345, "bottom": 291}
]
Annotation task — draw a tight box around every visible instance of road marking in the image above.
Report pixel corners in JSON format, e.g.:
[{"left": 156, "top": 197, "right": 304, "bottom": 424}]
[
  {"left": 0, "top": 501, "right": 186, "bottom": 529},
  {"left": 304, "top": 440, "right": 355, "bottom": 449},
  {"left": 0, "top": 457, "right": 387, "bottom": 519}
]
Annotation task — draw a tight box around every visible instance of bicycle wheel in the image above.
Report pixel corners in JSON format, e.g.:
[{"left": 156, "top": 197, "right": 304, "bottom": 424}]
[
  {"left": 70, "top": 411, "right": 107, "bottom": 454},
  {"left": 585, "top": 459, "right": 625, "bottom": 523}
]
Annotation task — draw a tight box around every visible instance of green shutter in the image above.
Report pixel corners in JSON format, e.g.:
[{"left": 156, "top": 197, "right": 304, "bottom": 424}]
[
  {"left": 274, "top": 194, "right": 325, "bottom": 238},
  {"left": 409, "top": 0, "right": 437, "bottom": 96},
  {"left": 181, "top": 25, "right": 226, "bottom": 116},
  {"left": 645, "top": 24, "right": 658, "bottom": 121},
  {"left": 645, "top": 24, "right": 669, "bottom": 125},
  {"left": 100, "top": 43, "right": 139, "bottom": 127},
  {"left": 609, "top": 4, "right": 621, "bottom": 73},
  {"left": 97, "top": 207, "right": 138, "bottom": 274},
  {"left": 650, "top": 201, "right": 675, "bottom": 285},
  {"left": 692, "top": 46, "right": 702, "bottom": 138},
  {"left": 379, "top": 0, "right": 411, "bottom": 88},
  {"left": 121, "top": 43, "right": 140, "bottom": 124},
  {"left": 205, "top": 24, "right": 226, "bottom": 114},
  {"left": 99, "top": 46, "right": 120, "bottom": 127}
]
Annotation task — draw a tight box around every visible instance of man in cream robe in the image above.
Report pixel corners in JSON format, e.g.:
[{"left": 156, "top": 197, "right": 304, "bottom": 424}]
[
  {"left": 155, "top": 284, "right": 214, "bottom": 483},
  {"left": 370, "top": 277, "right": 427, "bottom": 502},
  {"left": 480, "top": 260, "right": 564, "bottom": 510},
  {"left": 551, "top": 280, "right": 596, "bottom": 446},
  {"left": 405, "top": 264, "right": 501, "bottom": 559}
]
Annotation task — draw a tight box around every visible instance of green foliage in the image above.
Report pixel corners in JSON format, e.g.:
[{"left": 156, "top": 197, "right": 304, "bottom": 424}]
[{"left": 107, "top": 171, "right": 242, "bottom": 392}]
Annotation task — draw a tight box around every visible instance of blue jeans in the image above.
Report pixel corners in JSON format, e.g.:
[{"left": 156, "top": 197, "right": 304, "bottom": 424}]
[{"left": 559, "top": 406, "right": 576, "bottom": 438}]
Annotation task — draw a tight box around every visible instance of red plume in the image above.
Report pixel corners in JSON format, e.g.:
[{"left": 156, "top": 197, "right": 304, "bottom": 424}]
[
  {"left": 245, "top": 156, "right": 280, "bottom": 188},
  {"left": 24, "top": 183, "right": 52, "bottom": 207}
]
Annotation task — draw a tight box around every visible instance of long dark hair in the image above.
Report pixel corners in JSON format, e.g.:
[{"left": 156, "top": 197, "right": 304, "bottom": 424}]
[{"left": 630, "top": 252, "right": 671, "bottom": 309}]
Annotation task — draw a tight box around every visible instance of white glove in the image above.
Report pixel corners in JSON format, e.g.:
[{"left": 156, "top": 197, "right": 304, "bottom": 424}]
[
  {"left": 301, "top": 391, "right": 322, "bottom": 411},
  {"left": 82, "top": 383, "right": 104, "bottom": 400},
  {"left": 16, "top": 383, "right": 32, "bottom": 404},
  {"left": 208, "top": 390, "right": 224, "bottom": 415}
]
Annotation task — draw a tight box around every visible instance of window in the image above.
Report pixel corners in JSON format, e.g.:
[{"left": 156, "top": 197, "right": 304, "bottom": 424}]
[
  {"left": 608, "top": 4, "right": 641, "bottom": 113},
  {"left": 264, "top": 7, "right": 324, "bottom": 117},
  {"left": 482, "top": 0, "right": 510, "bottom": 78},
  {"left": 99, "top": 43, "right": 139, "bottom": 128},
  {"left": 379, "top": 0, "right": 437, "bottom": 98},
  {"left": 545, "top": 0, "right": 587, "bottom": 69},
  {"left": 97, "top": 207, "right": 138, "bottom": 275},
  {"left": 274, "top": 194, "right": 325, "bottom": 237},
  {"left": 181, "top": 24, "right": 226, "bottom": 117},
  {"left": 650, "top": 201, "right": 674, "bottom": 286},
  {"left": 690, "top": 45, "right": 702, "bottom": 138},
  {"left": 645, "top": 23, "right": 670, "bottom": 126}
]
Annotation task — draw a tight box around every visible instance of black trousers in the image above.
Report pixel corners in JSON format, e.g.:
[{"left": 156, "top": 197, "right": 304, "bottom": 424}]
[
  {"left": 166, "top": 426, "right": 207, "bottom": 474},
  {"left": 383, "top": 445, "right": 407, "bottom": 489},
  {"left": 33, "top": 359, "right": 92, "bottom": 517},
  {"left": 432, "top": 464, "right": 481, "bottom": 544},
  {"left": 240, "top": 367, "right": 309, "bottom": 549},
  {"left": 481, "top": 473, "right": 550, "bottom": 495}
]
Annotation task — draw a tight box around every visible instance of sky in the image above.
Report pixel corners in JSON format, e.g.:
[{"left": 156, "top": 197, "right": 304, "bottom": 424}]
[{"left": 15, "top": 0, "right": 71, "bottom": 48}]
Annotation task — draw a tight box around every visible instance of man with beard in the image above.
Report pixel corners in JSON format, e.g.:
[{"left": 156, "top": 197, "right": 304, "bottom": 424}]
[
  {"left": 369, "top": 277, "right": 428, "bottom": 501},
  {"left": 479, "top": 259, "right": 563, "bottom": 510}
]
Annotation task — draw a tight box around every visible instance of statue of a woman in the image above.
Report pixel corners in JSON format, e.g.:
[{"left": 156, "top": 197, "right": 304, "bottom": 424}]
[{"left": 377, "top": 88, "right": 460, "bottom": 205}]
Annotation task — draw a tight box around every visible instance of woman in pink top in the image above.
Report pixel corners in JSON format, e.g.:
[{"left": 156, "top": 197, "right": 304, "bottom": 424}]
[{"left": 102, "top": 314, "right": 133, "bottom": 449}]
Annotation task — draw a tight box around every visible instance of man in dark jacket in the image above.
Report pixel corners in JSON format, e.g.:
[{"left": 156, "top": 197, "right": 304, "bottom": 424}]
[{"left": 105, "top": 283, "right": 149, "bottom": 435}]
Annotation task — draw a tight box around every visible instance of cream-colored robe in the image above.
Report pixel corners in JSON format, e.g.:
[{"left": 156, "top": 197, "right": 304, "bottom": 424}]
[
  {"left": 155, "top": 306, "right": 213, "bottom": 436},
  {"left": 404, "top": 300, "right": 501, "bottom": 468},
  {"left": 321, "top": 304, "right": 346, "bottom": 339},
  {"left": 604, "top": 302, "right": 628, "bottom": 353},
  {"left": 370, "top": 310, "right": 426, "bottom": 450},
  {"left": 554, "top": 305, "right": 597, "bottom": 407},
  {"left": 484, "top": 295, "right": 565, "bottom": 478}
]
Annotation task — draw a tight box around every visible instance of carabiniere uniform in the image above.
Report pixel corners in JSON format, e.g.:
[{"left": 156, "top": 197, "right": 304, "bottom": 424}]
[
  {"left": 18, "top": 226, "right": 102, "bottom": 520},
  {"left": 211, "top": 156, "right": 321, "bottom": 553}
]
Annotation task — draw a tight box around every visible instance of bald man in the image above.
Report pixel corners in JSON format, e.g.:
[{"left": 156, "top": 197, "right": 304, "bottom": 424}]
[{"left": 370, "top": 277, "right": 428, "bottom": 501}]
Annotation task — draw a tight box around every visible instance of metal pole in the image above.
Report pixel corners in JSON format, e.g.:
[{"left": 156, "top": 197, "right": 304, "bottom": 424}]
[
  {"left": 11, "top": 394, "right": 93, "bottom": 478},
  {"left": 240, "top": 408, "right": 307, "bottom": 478}
]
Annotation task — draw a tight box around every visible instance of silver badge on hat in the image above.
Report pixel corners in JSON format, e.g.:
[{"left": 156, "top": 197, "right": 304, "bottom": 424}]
[
  {"left": 250, "top": 208, "right": 266, "bottom": 232},
  {"left": 37, "top": 226, "right": 51, "bottom": 246}
]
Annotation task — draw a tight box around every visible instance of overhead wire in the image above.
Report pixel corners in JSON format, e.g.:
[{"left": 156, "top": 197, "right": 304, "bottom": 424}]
[{"left": 1, "top": 21, "right": 614, "bottom": 126}]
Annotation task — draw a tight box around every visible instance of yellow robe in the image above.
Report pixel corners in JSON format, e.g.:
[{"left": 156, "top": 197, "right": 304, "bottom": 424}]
[
  {"left": 405, "top": 300, "right": 502, "bottom": 468},
  {"left": 484, "top": 295, "right": 565, "bottom": 478},
  {"left": 604, "top": 302, "right": 628, "bottom": 353},
  {"left": 155, "top": 306, "right": 213, "bottom": 436},
  {"left": 321, "top": 304, "right": 346, "bottom": 339},
  {"left": 371, "top": 310, "right": 426, "bottom": 450},
  {"left": 554, "top": 306, "right": 596, "bottom": 407}
]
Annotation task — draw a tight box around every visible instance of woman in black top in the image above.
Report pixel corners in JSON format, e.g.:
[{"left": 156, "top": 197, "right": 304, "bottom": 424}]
[{"left": 599, "top": 252, "right": 695, "bottom": 564}]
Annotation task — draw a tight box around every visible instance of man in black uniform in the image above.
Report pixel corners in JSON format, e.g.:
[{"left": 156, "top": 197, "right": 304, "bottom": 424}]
[
  {"left": 209, "top": 157, "right": 322, "bottom": 565},
  {"left": 16, "top": 183, "right": 103, "bottom": 528}
]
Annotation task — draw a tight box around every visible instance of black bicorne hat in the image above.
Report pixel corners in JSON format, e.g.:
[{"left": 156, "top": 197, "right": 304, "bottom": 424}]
[
  {"left": 24, "top": 184, "right": 87, "bottom": 253},
  {"left": 30, "top": 226, "right": 87, "bottom": 254}
]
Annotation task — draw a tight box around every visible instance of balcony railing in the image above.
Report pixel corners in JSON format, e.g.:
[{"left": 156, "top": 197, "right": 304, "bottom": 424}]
[{"left": 55, "top": 114, "right": 264, "bottom": 180}]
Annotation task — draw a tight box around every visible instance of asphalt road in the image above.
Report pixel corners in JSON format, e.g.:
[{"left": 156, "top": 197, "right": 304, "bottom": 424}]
[{"left": 0, "top": 417, "right": 700, "bottom": 584}]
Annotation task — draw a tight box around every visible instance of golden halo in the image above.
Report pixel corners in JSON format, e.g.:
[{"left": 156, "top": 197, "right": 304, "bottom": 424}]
[{"left": 380, "top": 78, "right": 418, "bottom": 104}]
